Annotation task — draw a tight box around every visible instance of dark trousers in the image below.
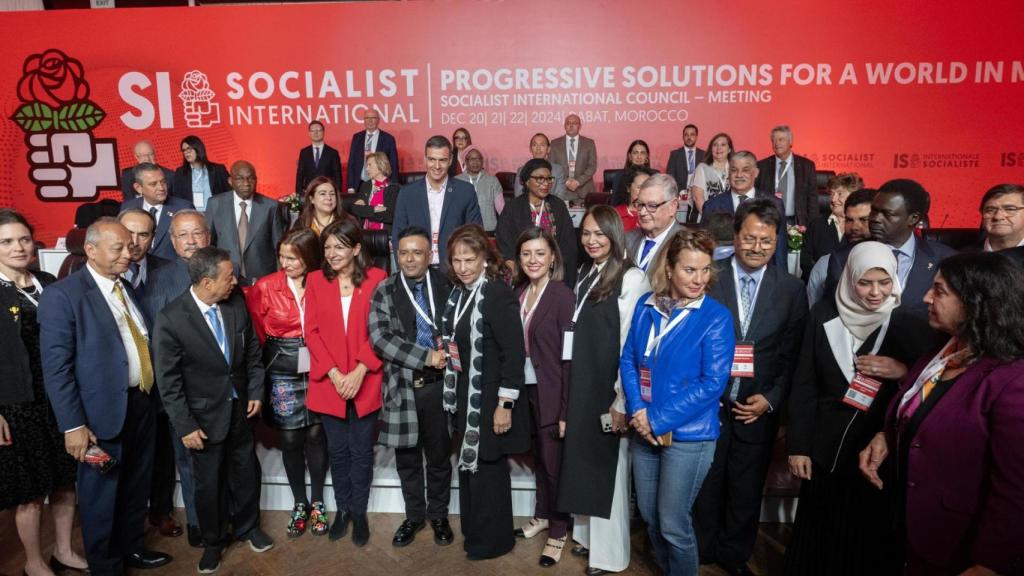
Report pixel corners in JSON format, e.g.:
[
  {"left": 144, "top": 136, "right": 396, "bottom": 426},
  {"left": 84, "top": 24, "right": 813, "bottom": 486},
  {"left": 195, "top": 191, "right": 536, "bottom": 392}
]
[
  {"left": 532, "top": 421, "right": 570, "bottom": 538},
  {"left": 459, "top": 455, "right": 515, "bottom": 559},
  {"left": 394, "top": 380, "right": 453, "bottom": 522},
  {"left": 321, "top": 403, "right": 378, "bottom": 515},
  {"left": 149, "top": 410, "right": 176, "bottom": 517},
  {"left": 190, "top": 400, "right": 262, "bottom": 549},
  {"left": 694, "top": 416, "right": 775, "bottom": 569},
  {"left": 79, "top": 387, "right": 155, "bottom": 576}
]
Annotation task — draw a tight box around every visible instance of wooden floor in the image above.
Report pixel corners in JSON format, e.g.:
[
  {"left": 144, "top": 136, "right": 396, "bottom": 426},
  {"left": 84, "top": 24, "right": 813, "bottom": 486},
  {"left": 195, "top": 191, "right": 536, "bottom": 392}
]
[{"left": 0, "top": 508, "right": 791, "bottom": 575}]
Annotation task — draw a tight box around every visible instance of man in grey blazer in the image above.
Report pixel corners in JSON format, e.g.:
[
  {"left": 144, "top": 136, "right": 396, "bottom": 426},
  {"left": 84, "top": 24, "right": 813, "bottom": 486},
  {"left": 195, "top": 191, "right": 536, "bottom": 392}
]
[
  {"left": 549, "top": 114, "right": 597, "bottom": 205},
  {"left": 625, "top": 174, "right": 685, "bottom": 273},
  {"left": 665, "top": 124, "right": 705, "bottom": 191},
  {"left": 205, "top": 161, "right": 288, "bottom": 285}
]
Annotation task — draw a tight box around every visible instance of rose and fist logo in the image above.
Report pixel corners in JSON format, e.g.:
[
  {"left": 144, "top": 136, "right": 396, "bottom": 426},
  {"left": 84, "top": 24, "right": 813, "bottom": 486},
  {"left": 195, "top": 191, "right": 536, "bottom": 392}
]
[
  {"left": 10, "top": 49, "right": 118, "bottom": 201},
  {"left": 178, "top": 70, "right": 220, "bottom": 128}
]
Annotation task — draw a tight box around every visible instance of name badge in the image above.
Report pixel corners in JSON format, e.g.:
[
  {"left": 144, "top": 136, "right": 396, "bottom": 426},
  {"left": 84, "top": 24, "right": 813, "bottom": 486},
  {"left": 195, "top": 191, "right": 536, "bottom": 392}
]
[
  {"left": 524, "top": 357, "right": 537, "bottom": 385},
  {"left": 568, "top": 160, "right": 577, "bottom": 174},
  {"left": 296, "top": 346, "right": 310, "bottom": 374},
  {"left": 774, "top": 190, "right": 783, "bottom": 199},
  {"left": 447, "top": 340, "right": 462, "bottom": 372},
  {"left": 193, "top": 192, "right": 205, "bottom": 210},
  {"left": 435, "top": 335, "right": 444, "bottom": 351},
  {"left": 561, "top": 330, "right": 574, "bottom": 361},
  {"left": 431, "top": 232, "right": 440, "bottom": 262},
  {"left": 640, "top": 367, "right": 653, "bottom": 402},
  {"left": 730, "top": 342, "right": 755, "bottom": 378},
  {"left": 842, "top": 371, "right": 882, "bottom": 412}
]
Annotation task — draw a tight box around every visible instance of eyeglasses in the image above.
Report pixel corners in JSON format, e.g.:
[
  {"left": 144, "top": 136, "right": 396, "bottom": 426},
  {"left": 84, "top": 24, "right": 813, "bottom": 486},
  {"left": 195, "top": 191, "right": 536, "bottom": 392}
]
[
  {"left": 738, "top": 236, "right": 776, "bottom": 249},
  {"left": 982, "top": 205, "right": 1024, "bottom": 217},
  {"left": 632, "top": 199, "right": 670, "bottom": 213},
  {"left": 530, "top": 176, "right": 555, "bottom": 184}
]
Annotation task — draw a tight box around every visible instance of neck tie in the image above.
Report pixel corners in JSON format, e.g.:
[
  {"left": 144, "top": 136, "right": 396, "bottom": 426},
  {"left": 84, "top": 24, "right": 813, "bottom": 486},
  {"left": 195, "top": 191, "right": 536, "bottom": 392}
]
[
  {"left": 205, "top": 306, "right": 231, "bottom": 364},
  {"left": 729, "top": 275, "right": 757, "bottom": 402},
  {"left": 128, "top": 261, "right": 141, "bottom": 289},
  {"left": 687, "top": 149, "right": 695, "bottom": 172},
  {"left": 413, "top": 280, "right": 434, "bottom": 349},
  {"left": 113, "top": 282, "right": 153, "bottom": 393},
  {"left": 639, "top": 238, "right": 657, "bottom": 270},
  {"left": 776, "top": 160, "right": 789, "bottom": 195},
  {"left": 569, "top": 138, "right": 577, "bottom": 161},
  {"left": 313, "top": 146, "right": 320, "bottom": 167},
  {"left": 366, "top": 133, "right": 375, "bottom": 152},
  {"left": 238, "top": 201, "right": 249, "bottom": 277},
  {"left": 149, "top": 206, "right": 159, "bottom": 226}
]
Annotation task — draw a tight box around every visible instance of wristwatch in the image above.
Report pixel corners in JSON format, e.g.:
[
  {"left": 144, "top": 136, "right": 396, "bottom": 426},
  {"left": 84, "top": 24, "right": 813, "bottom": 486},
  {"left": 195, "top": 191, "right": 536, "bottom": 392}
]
[{"left": 498, "top": 399, "right": 515, "bottom": 409}]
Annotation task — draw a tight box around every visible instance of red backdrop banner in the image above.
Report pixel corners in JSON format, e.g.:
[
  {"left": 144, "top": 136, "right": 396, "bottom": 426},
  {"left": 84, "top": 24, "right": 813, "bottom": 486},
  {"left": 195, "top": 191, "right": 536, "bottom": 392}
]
[{"left": 2, "top": 0, "right": 1023, "bottom": 244}]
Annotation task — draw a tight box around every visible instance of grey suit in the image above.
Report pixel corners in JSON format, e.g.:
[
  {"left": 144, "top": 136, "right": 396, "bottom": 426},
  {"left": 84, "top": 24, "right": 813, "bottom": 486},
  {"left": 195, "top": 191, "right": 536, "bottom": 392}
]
[
  {"left": 625, "top": 221, "right": 685, "bottom": 273},
  {"left": 206, "top": 191, "right": 287, "bottom": 284},
  {"left": 549, "top": 134, "right": 597, "bottom": 203}
]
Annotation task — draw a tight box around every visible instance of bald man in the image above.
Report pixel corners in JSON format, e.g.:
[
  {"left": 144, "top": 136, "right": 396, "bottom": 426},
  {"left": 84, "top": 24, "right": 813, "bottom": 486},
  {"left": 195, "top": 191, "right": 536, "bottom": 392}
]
[
  {"left": 205, "top": 161, "right": 287, "bottom": 285},
  {"left": 121, "top": 140, "right": 179, "bottom": 203}
]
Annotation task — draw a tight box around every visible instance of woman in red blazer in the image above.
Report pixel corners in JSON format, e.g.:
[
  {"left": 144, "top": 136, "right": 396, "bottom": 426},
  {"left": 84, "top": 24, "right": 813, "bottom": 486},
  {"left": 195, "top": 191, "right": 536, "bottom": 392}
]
[
  {"left": 304, "top": 218, "right": 386, "bottom": 547},
  {"left": 860, "top": 253, "right": 1024, "bottom": 576},
  {"left": 511, "top": 227, "right": 575, "bottom": 566}
]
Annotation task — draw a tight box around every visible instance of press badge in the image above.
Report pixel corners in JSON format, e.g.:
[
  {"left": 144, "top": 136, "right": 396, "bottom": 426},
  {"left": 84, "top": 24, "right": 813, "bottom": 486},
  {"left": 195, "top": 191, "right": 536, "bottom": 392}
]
[
  {"left": 842, "top": 372, "right": 882, "bottom": 412},
  {"left": 561, "top": 330, "right": 574, "bottom": 360},
  {"left": 447, "top": 340, "right": 463, "bottom": 372},
  {"left": 524, "top": 357, "right": 537, "bottom": 385},
  {"left": 640, "top": 367, "right": 653, "bottom": 402},
  {"left": 297, "top": 346, "right": 310, "bottom": 374},
  {"left": 730, "top": 342, "right": 755, "bottom": 378}
]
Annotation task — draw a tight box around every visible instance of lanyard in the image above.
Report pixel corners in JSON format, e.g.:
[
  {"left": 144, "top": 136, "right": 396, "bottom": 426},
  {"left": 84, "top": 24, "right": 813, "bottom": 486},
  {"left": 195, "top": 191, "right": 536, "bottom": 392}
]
[
  {"left": 898, "top": 338, "right": 966, "bottom": 410},
  {"left": 643, "top": 304, "right": 695, "bottom": 362},
  {"left": 468, "top": 174, "right": 480, "bottom": 187},
  {"left": 861, "top": 317, "right": 891, "bottom": 358},
  {"left": 636, "top": 238, "right": 659, "bottom": 270},
  {"left": 530, "top": 201, "right": 546, "bottom": 227},
  {"left": 571, "top": 266, "right": 600, "bottom": 325},
  {"left": 401, "top": 271, "right": 437, "bottom": 331},
  {"left": 286, "top": 275, "right": 306, "bottom": 337},
  {"left": 0, "top": 271, "right": 43, "bottom": 308},
  {"left": 775, "top": 158, "right": 792, "bottom": 189},
  {"left": 450, "top": 281, "right": 483, "bottom": 337}
]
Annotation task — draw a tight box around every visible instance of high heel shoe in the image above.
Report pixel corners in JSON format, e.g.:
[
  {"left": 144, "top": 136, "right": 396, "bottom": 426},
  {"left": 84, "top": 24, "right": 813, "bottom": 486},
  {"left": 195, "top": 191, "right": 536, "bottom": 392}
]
[{"left": 49, "top": 556, "right": 90, "bottom": 574}]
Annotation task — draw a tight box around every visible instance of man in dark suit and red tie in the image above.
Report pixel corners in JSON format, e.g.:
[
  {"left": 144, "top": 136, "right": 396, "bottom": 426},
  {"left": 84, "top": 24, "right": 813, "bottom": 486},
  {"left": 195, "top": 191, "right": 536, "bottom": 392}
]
[
  {"left": 295, "top": 121, "right": 343, "bottom": 196},
  {"left": 754, "top": 125, "right": 819, "bottom": 226},
  {"left": 39, "top": 218, "right": 173, "bottom": 574},
  {"left": 347, "top": 108, "right": 400, "bottom": 193}
]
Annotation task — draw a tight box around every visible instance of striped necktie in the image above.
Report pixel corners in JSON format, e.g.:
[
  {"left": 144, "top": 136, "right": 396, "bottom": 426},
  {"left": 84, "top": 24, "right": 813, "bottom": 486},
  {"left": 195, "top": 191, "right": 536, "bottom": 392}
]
[{"left": 113, "top": 282, "right": 153, "bottom": 393}]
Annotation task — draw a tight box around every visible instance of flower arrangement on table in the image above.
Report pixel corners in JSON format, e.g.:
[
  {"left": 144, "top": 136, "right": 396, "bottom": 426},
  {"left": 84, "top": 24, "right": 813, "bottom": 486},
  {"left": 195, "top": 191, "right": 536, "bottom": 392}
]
[
  {"left": 281, "top": 193, "right": 302, "bottom": 214},
  {"left": 786, "top": 225, "right": 806, "bottom": 252}
]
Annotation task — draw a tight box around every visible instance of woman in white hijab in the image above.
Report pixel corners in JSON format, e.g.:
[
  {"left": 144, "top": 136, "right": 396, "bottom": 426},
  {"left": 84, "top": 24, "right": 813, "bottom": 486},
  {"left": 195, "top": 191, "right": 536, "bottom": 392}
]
[{"left": 782, "top": 241, "right": 941, "bottom": 576}]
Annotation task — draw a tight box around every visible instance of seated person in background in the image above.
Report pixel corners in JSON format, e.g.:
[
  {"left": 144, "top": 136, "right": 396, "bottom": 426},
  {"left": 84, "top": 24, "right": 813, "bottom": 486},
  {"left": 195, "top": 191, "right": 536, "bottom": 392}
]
[
  {"left": 448, "top": 127, "right": 472, "bottom": 177},
  {"left": 800, "top": 172, "right": 864, "bottom": 279},
  {"left": 611, "top": 140, "right": 655, "bottom": 206},
  {"left": 976, "top": 183, "right": 1024, "bottom": 252},
  {"left": 690, "top": 132, "right": 734, "bottom": 218},
  {"left": 614, "top": 167, "right": 655, "bottom": 233},
  {"left": 514, "top": 133, "right": 567, "bottom": 201},
  {"left": 806, "top": 188, "right": 876, "bottom": 307},
  {"left": 455, "top": 146, "right": 505, "bottom": 233},
  {"left": 350, "top": 152, "right": 401, "bottom": 236},
  {"left": 296, "top": 176, "right": 346, "bottom": 236}
]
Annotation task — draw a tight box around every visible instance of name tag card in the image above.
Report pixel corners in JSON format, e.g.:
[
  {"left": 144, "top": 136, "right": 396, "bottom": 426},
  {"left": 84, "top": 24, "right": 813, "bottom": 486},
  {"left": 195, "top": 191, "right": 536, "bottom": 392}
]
[
  {"left": 730, "top": 343, "right": 755, "bottom": 378},
  {"left": 568, "top": 160, "right": 577, "bottom": 174},
  {"left": 297, "top": 346, "right": 310, "bottom": 374},
  {"left": 640, "top": 367, "right": 653, "bottom": 402},
  {"left": 447, "top": 340, "right": 462, "bottom": 372},
  {"left": 842, "top": 372, "right": 882, "bottom": 411},
  {"left": 561, "top": 330, "right": 574, "bottom": 360}
]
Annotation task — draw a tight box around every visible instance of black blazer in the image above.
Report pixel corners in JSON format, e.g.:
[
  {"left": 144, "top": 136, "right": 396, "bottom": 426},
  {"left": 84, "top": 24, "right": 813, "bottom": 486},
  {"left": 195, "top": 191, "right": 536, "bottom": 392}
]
[
  {"left": 172, "top": 162, "right": 231, "bottom": 202},
  {"left": 787, "top": 301, "right": 939, "bottom": 472},
  {"left": 154, "top": 290, "right": 264, "bottom": 442},
  {"left": 348, "top": 180, "right": 400, "bottom": 234},
  {"left": 347, "top": 130, "right": 399, "bottom": 192},
  {"left": 295, "top": 144, "right": 343, "bottom": 195},
  {"left": 495, "top": 194, "right": 579, "bottom": 286},
  {"left": 800, "top": 215, "right": 842, "bottom": 280},
  {"left": 121, "top": 165, "right": 178, "bottom": 203},
  {"left": 754, "top": 153, "right": 819, "bottom": 226},
  {"left": 701, "top": 190, "right": 789, "bottom": 270},
  {"left": 665, "top": 146, "right": 705, "bottom": 192},
  {"left": 0, "top": 271, "right": 55, "bottom": 405},
  {"left": 708, "top": 257, "right": 807, "bottom": 442}
]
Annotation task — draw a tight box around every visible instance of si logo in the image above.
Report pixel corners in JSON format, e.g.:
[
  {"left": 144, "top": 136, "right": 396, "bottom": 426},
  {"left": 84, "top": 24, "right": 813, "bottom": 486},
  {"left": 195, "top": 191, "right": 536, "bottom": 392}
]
[{"left": 9, "top": 49, "right": 119, "bottom": 201}]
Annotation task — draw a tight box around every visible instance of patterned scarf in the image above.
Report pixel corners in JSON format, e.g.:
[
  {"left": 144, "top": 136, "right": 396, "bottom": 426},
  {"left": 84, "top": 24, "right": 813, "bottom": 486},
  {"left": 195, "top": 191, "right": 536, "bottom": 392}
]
[{"left": 442, "top": 277, "right": 487, "bottom": 472}]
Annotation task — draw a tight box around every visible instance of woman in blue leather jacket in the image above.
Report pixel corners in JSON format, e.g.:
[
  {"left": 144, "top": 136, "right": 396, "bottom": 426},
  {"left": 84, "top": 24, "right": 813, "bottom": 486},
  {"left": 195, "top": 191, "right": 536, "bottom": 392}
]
[{"left": 621, "top": 228, "right": 735, "bottom": 576}]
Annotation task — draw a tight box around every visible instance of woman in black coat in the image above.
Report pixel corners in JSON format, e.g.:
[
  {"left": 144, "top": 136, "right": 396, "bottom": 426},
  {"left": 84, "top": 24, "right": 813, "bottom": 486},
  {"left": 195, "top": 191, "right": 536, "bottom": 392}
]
[
  {"left": 0, "top": 209, "right": 87, "bottom": 575},
  {"left": 496, "top": 158, "right": 578, "bottom": 286},
  {"left": 442, "top": 224, "right": 530, "bottom": 560},
  {"left": 173, "top": 135, "right": 230, "bottom": 210},
  {"left": 348, "top": 151, "right": 400, "bottom": 235}
]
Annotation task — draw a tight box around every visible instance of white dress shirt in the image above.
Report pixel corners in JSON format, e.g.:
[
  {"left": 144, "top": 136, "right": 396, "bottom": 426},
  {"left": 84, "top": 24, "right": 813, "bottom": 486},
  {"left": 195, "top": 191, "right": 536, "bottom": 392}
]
[
  {"left": 86, "top": 263, "right": 147, "bottom": 389},
  {"left": 730, "top": 189, "right": 757, "bottom": 212},
  {"left": 232, "top": 191, "right": 252, "bottom": 226},
  {"left": 776, "top": 154, "right": 796, "bottom": 217},
  {"left": 427, "top": 177, "right": 448, "bottom": 264},
  {"left": 635, "top": 223, "right": 676, "bottom": 268},
  {"left": 141, "top": 200, "right": 164, "bottom": 226},
  {"left": 190, "top": 287, "right": 228, "bottom": 360}
]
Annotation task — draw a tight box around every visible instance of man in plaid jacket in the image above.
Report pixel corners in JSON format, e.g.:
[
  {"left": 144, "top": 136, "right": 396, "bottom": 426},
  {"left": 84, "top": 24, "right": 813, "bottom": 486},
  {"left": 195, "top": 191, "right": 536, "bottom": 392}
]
[{"left": 369, "top": 226, "right": 455, "bottom": 548}]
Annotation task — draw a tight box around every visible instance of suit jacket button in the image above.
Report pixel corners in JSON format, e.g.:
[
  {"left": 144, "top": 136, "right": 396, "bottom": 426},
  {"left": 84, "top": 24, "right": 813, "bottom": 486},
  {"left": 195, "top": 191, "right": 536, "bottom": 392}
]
[{"left": 907, "top": 481, "right": 916, "bottom": 488}]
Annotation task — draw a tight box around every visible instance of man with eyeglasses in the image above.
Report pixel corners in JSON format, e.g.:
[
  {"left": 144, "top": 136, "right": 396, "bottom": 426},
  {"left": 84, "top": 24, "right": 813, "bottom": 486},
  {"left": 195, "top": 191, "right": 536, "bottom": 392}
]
[
  {"left": 702, "top": 151, "right": 788, "bottom": 269},
  {"left": 143, "top": 209, "right": 211, "bottom": 548},
  {"left": 624, "top": 174, "right": 686, "bottom": 273},
  {"left": 977, "top": 184, "right": 1024, "bottom": 252},
  {"left": 823, "top": 179, "right": 954, "bottom": 318},
  {"left": 295, "top": 121, "right": 342, "bottom": 196},
  {"left": 346, "top": 108, "right": 399, "bottom": 193},
  {"left": 120, "top": 163, "right": 194, "bottom": 262},
  {"left": 695, "top": 199, "right": 807, "bottom": 576}
]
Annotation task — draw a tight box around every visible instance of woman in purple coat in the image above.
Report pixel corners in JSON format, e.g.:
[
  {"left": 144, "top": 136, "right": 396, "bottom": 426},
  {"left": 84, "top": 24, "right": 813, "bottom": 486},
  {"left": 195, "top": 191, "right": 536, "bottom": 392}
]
[{"left": 860, "top": 252, "right": 1024, "bottom": 576}]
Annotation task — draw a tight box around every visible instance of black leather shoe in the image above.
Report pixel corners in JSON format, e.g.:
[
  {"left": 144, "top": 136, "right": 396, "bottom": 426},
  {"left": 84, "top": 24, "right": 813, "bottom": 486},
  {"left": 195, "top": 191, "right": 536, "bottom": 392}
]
[
  {"left": 124, "top": 550, "right": 172, "bottom": 570},
  {"left": 49, "top": 556, "right": 89, "bottom": 574},
  {"left": 430, "top": 517, "right": 454, "bottom": 546},
  {"left": 585, "top": 568, "right": 611, "bottom": 575},
  {"left": 187, "top": 525, "right": 203, "bottom": 548},
  {"left": 391, "top": 519, "right": 425, "bottom": 547},
  {"left": 571, "top": 544, "right": 590, "bottom": 557},
  {"left": 351, "top": 513, "right": 370, "bottom": 547},
  {"left": 329, "top": 510, "right": 351, "bottom": 541}
]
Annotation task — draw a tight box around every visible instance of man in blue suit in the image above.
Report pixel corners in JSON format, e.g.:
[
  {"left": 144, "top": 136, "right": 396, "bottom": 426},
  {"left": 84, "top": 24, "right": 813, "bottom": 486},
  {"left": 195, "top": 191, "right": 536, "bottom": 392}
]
[
  {"left": 391, "top": 135, "right": 483, "bottom": 269},
  {"left": 39, "top": 218, "right": 172, "bottom": 575},
  {"left": 346, "top": 108, "right": 400, "bottom": 193},
  {"left": 117, "top": 209, "right": 169, "bottom": 300},
  {"left": 702, "top": 151, "right": 788, "bottom": 270},
  {"left": 120, "top": 162, "right": 194, "bottom": 261}
]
